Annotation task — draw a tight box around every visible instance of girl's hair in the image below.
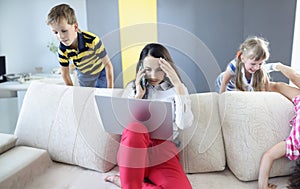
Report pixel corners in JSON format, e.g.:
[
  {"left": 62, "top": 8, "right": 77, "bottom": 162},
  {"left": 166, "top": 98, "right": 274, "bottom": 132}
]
[
  {"left": 288, "top": 162, "right": 300, "bottom": 189},
  {"left": 235, "top": 36, "right": 270, "bottom": 91},
  {"left": 46, "top": 4, "right": 77, "bottom": 25},
  {"left": 133, "top": 43, "right": 182, "bottom": 98}
]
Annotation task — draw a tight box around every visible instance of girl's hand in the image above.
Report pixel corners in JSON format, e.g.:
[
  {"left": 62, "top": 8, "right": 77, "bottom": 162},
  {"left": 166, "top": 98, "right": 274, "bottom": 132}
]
[
  {"left": 159, "top": 58, "right": 186, "bottom": 94},
  {"left": 134, "top": 66, "right": 146, "bottom": 98},
  {"left": 267, "top": 183, "right": 277, "bottom": 189}
]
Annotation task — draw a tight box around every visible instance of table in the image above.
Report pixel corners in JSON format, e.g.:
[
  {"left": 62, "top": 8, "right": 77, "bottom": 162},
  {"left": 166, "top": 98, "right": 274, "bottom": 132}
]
[{"left": 0, "top": 74, "right": 66, "bottom": 134}]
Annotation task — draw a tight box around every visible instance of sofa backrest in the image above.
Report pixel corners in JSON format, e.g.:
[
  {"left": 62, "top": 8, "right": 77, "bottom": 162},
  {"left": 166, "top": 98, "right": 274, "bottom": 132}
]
[
  {"left": 14, "top": 82, "right": 227, "bottom": 174},
  {"left": 14, "top": 82, "right": 296, "bottom": 181},
  {"left": 14, "top": 82, "right": 123, "bottom": 172},
  {"left": 179, "top": 92, "right": 226, "bottom": 173},
  {"left": 219, "top": 91, "right": 296, "bottom": 181}
]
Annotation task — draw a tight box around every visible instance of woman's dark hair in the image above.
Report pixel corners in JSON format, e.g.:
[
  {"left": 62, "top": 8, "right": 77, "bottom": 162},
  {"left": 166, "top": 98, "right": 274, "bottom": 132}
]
[{"left": 133, "top": 43, "right": 182, "bottom": 98}]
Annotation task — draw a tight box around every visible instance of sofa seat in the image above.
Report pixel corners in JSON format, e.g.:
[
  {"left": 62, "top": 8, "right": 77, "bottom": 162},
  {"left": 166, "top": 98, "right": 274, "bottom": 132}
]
[{"left": 19, "top": 161, "right": 289, "bottom": 189}]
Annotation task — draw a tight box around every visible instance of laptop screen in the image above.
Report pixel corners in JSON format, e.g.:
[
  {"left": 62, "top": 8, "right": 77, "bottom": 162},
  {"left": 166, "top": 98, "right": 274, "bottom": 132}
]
[{"left": 95, "top": 95, "right": 174, "bottom": 140}]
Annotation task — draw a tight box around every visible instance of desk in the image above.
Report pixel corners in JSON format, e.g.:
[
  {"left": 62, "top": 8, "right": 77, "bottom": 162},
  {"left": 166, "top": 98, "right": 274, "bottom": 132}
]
[
  {"left": 0, "top": 74, "right": 64, "bottom": 90},
  {"left": 0, "top": 74, "right": 65, "bottom": 109}
]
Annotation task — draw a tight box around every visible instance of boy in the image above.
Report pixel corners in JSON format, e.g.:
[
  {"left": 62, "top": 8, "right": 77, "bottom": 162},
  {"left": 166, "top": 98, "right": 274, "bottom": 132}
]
[{"left": 46, "top": 4, "right": 114, "bottom": 88}]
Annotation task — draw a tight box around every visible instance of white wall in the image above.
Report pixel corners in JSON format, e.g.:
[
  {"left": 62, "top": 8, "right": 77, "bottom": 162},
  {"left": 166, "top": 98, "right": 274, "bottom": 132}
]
[
  {"left": 291, "top": 1, "right": 300, "bottom": 71},
  {"left": 0, "top": 0, "right": 87, "bottom": 74}
]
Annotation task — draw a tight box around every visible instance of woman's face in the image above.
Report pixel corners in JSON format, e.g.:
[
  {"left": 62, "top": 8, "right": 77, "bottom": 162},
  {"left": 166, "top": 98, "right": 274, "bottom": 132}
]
[
  {"left": 142, "top": 56, "right": 165, "bottom": 86},
  {"left": 241, "top": 55, "right": 264, "bottom": 74}
]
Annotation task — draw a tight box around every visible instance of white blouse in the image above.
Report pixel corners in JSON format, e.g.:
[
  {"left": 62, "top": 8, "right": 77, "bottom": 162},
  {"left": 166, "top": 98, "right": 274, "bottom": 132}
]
[{"left": 122, "top": 81, "right": 194, "bottom": 140}]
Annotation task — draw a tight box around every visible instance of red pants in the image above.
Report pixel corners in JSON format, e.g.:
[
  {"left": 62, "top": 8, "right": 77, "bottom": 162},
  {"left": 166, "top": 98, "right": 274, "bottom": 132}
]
[{"left": 117, "top": 122, "right": 192, "bottom": 189}]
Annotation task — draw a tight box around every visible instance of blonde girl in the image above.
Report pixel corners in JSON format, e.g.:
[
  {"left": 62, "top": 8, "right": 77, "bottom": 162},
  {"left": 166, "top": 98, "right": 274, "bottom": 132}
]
[{"left": 215, "top": 36, "right": 270, "bottom": 93}]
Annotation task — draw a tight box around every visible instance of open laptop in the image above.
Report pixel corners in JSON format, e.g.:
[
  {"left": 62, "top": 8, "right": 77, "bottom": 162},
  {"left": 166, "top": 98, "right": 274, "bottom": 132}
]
[{"left": 94, "top": 95, "right": 174, "bottom": 140}]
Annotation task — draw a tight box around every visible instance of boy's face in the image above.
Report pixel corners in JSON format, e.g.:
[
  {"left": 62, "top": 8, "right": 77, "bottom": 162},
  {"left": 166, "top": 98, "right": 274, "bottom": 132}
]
[{"left": 49, "top": 18, "right": 78, "bottom": 48}]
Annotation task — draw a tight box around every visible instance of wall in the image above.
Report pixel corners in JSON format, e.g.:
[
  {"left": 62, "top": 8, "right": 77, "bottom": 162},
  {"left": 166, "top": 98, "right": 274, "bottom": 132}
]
[
  {"left": 243, "top": 0, "right": 296, "bottom": 83},
  {"left": 86, "top": 0, "right": 123, "bottom": 88},
  {"left": 291, "top": 1, "right": 300, "bottom": 71},
  {"left": 0, "top": 0, "right": 297, "bottom": 92},
  {"left": 86, "top": 0, "right": 296, "bottom": 92},
  {"left": 0, "top": 0, "right": 87, "bottom": 74}
]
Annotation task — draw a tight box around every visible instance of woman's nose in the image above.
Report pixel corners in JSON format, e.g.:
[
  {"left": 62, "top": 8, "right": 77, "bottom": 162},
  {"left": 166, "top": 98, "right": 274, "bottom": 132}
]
[{"left": 150, "top": 71, "right": 159, "bottom": 78}]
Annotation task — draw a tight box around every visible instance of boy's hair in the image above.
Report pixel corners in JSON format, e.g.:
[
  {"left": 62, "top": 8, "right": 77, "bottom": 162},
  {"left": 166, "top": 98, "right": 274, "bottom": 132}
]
[
  {"left": 46, "top": 4, "right": 77, "bottom": 25},
  {"left": 235, "top": 36, "right": 270, "bottom": 91}
]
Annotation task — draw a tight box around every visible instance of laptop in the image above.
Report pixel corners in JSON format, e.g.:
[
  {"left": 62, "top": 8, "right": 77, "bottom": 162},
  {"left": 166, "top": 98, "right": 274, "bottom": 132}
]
[{"left": 94, "top": 95, "right": 174, "bottom": 140}]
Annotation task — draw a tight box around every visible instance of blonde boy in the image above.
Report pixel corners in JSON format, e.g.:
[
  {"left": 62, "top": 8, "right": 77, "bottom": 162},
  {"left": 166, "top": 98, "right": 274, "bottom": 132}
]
[{"left": 46, "top": 4, "right": 114, "bottom": 88}]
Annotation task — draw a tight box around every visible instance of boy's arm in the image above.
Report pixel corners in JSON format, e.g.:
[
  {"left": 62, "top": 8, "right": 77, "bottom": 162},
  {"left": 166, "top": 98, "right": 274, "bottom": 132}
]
[
  {"left": 61, "top": 66, "right": 73, "bottom": 86},
  {"left": 219, "top": 70, "right": 232, "bottom": 93},
  {"left": 102, "top": 55, "right": 114, "bottom": 88}
]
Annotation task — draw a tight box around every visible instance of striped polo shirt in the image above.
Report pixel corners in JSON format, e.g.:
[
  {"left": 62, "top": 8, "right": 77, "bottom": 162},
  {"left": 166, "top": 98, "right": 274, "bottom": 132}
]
[{"left": 58, "top": 30, "right": 107, "bottom": 75}]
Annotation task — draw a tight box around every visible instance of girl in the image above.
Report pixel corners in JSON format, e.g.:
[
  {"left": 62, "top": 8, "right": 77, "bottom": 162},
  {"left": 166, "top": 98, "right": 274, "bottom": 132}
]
[
  {"left": 105, "top": 43, "right": 194, "bottom": 189},
  {"left": 215, "top": 36, "right": 270, "bottom": 93},
  {"left": 258, "top": 63, "right": 300, "bottom": 189}
]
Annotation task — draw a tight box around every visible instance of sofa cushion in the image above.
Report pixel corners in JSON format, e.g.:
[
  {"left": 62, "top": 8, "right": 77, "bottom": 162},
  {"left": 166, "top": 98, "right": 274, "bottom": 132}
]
[
  {"left": 0, "top": 133, "right": 17, "bottom": 154},
  {"left": 0, "top": 146, "right": 52, "bottom": 189},
  {"left": 179, "top": 92, "right": 226, "bottom": 173},
  {"left": 219, "top": 92, "right": 296, "bottom": 181},
  {"left": 14, "top": 82, "right": 122, "bottom": 172}
]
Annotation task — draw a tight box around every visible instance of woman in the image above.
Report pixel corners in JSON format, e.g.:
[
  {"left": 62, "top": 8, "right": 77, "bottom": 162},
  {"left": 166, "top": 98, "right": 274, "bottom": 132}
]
[{"left": 105, "top": 43, "right": 194, "bottom": 189}]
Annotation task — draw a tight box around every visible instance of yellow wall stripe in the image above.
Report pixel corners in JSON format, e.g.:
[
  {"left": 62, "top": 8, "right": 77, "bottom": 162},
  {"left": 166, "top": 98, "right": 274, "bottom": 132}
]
[{"left": 118, "top": 0, "right": 157, "bottom": 87}]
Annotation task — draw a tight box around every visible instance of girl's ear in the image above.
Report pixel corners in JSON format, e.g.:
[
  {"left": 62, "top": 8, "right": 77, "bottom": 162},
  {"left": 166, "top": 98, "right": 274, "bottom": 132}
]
[{"left": 240, "top": 54, "right": 246, "bottom": 64}]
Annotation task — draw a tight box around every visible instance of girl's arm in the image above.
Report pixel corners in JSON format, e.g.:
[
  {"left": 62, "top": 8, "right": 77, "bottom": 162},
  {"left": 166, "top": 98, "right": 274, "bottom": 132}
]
[
  {"left": 265, "top": 77, "right": 270, "bottom": 91},
  {"left": 258, "top": 141, "right": 286, "bottom": 189},
  {"left": 219, "top": 70, "right": 232, "bottom": 93},
  {"left": 276, "top": 63, "right": 300, "bottom": 89}
]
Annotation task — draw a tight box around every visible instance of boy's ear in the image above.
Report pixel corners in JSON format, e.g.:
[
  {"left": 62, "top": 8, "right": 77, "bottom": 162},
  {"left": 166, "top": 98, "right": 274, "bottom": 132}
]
[{"left": 74, "top": 22, "right": 79, "bottom": 31}]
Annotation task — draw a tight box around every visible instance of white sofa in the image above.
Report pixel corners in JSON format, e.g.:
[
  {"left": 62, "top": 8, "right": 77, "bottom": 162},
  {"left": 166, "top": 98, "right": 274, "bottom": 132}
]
[{"left": 0, "top": 82, "right": 296, "bottom": 189}]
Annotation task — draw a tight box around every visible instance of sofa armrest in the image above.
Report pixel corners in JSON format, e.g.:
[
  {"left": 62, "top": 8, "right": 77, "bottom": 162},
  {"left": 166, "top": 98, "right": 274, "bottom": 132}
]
[{"left": 0, "top": 133, "right": 17, "bottom": 154}]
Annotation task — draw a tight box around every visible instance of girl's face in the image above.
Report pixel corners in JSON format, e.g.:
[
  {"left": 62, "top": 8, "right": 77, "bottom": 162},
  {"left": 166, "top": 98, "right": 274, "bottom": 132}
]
[
  {"left": 49, "top": 18, "right": 78, "bottom": 48},
  {"left": 241, "top": 55, "right": 264, "bottom": 74},
  {"left": 143, "top": 56, "right": 166, "bottom": 86}
]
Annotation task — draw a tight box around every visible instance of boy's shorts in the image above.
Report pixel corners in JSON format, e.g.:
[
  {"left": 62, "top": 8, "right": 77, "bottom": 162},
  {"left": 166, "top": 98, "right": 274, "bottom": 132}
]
[{"left": 77, "top": 68, "right": 107, "bottom": 88}]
